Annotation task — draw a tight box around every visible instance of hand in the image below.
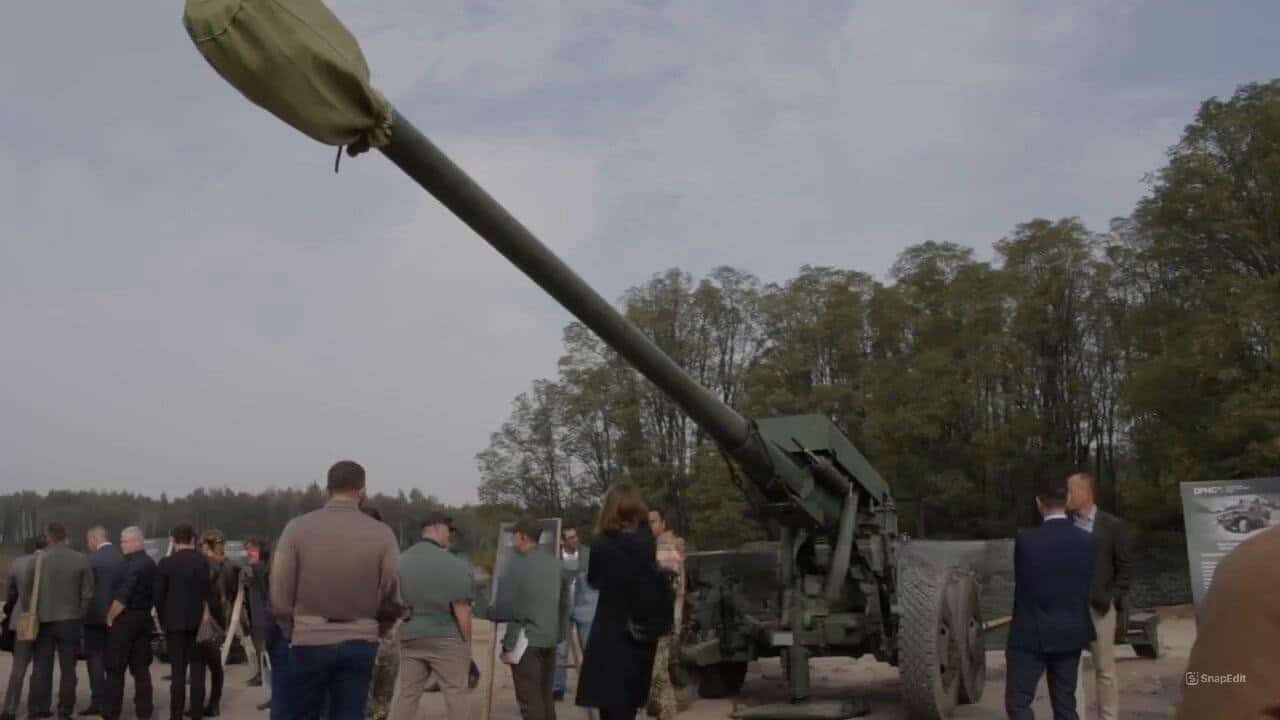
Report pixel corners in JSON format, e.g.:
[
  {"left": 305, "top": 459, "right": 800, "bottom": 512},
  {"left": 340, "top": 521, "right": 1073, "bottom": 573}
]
[{"left": 107, "top": 600, "right": 125, "bottom": 627}]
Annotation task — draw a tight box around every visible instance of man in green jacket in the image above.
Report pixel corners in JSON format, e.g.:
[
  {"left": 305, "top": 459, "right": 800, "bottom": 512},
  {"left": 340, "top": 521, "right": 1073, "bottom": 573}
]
[
  {"left": 502, "top": 519, "right": 564, "bottom": 720},
  {"left": 391, "top": 512, "right": 475, "bottom": 720}
]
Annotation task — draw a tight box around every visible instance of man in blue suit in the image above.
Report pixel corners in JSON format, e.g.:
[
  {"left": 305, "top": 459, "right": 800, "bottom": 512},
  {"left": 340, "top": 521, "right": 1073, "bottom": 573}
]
[{"left": 1006, "top": 477, "right": 1096, "bottom": 720}]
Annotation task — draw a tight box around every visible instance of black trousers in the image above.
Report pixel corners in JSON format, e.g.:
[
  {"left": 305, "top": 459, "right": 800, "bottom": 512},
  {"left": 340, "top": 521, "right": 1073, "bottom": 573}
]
[
  {"left": 166, "top": 632, "right": 209, "bottom": 720},
  {"left": 598, "top": 710, "right": 637, "bottom": 720},
  {"left": 84, "top": 624, "right": 110, "bottom": 710},
  {"left": 1005, "top": 647, "right": 1082, "bottom": 720},
  {"left": 105, "top": 610, "right": 154, "bottom": 720},
  {"left": 196, "top": 639, "right": 224, "bottom": 711},
  {"left": 511, "top": 646, "right": 556, "bottom": 720},
  {"left": 29, "top": 620, "right": 82, "bottom": 716}
]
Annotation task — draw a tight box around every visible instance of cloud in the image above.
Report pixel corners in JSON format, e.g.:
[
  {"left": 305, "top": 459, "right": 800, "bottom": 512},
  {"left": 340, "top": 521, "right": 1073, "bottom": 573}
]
[{"left": 1, "top": 0, "right": 1275, "bottom": 502}]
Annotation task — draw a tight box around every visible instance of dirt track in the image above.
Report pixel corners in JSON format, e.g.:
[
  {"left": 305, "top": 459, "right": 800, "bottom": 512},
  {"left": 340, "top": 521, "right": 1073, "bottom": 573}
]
[{"left": 0, "top": 611, "right": 1189, "bottom": 719}]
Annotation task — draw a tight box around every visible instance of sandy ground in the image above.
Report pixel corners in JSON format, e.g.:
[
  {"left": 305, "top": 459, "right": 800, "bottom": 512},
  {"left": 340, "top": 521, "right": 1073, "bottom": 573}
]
[{"left": 0, "top": 609, "right": 1191, "bottom": 719}]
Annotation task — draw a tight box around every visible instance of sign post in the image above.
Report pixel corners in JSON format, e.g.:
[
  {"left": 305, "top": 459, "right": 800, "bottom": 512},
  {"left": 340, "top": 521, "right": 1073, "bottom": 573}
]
[{"left": 1180, "top": 477, "right": 1280, "bottom": 609}]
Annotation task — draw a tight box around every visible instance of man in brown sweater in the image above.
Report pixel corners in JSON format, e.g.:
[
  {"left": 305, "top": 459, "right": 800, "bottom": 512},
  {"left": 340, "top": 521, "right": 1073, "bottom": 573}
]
[
  {"left": 1177, "top": 524, "right": 1280, "bottom": 719},
  {"left": 270, "top": 460, "right": 401, "bottom": 720}
]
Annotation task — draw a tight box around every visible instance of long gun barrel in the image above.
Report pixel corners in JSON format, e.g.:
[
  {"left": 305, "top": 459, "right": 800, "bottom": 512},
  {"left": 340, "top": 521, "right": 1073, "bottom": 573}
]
[
  {"left": 380, "top": 111, "right": 771, "bottom": 476},
  {"left": 180, "top": 0, "right": 890, "bottom": 528}
]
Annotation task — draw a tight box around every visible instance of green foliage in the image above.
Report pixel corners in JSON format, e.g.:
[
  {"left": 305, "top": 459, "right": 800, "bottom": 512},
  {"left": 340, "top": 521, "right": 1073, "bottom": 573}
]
[
  {"left": 475, "top": 79, "right": 1280, "bottom": 546},
  {"left": 0, "top": 487, "right": 502, "bottom": 562}
]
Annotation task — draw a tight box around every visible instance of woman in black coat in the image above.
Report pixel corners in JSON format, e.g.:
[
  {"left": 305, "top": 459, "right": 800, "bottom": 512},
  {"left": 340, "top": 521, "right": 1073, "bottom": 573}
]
[{"left": 576, "top": 484, "right": 663, "bottom": 720}]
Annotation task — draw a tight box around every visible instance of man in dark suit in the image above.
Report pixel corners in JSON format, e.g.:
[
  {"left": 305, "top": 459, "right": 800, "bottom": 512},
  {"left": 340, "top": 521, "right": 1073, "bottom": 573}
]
[
  {"left": 1006, "top": 478, "right": 1096, "bottom": 720},
  {"left": 1066, "top": 472, "right": 1133, "bottom": 720},
  {"left": 103, "top": 527, "right": 157, "bottom": 720},
  {"left": 155, "top": 523, "right": 212, "bottom": 720},
  {"left": 82, "top": 526, "right": 124, "bottom": 717}
]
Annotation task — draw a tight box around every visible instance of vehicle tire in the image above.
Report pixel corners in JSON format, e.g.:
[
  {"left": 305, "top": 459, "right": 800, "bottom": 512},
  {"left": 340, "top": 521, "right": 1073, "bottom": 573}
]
[
  {"left": 954, "top": 573, "right": 985, "bottom": 705},
  {"left": 899, "top": 565, "right": 962, "bottom": 720},
  {"left": 1236, "top": 518, "right": 1249, "bottom": 533},
  {"left": 695, "top": 661, "right": 748, "bottom": 699}
]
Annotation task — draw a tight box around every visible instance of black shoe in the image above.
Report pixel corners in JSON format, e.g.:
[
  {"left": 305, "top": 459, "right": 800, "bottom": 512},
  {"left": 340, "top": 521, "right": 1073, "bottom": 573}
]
[
  {"left": 553, "top": 690, "right": 565, "bottom": 701},
  {"left": 203, "top": 706, "right": 219, "bottom": 718},
  {"left": 77, "top": 706, "right": 103, "bottom": 717},
  {"left": 246, "top": 673, "right": 262, "bottom": 687}
]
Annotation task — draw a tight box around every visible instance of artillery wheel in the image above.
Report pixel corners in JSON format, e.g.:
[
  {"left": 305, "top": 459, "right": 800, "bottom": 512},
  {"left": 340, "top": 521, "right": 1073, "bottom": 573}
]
[
  {"left": 695, "top": 661, "right": 748, "bottom": 699},
  {"left": 899, "top": 566, "right": 962, "bottom": 720},
  {"left": 954, "top": 572, "right": 985, "bottom": 705}
]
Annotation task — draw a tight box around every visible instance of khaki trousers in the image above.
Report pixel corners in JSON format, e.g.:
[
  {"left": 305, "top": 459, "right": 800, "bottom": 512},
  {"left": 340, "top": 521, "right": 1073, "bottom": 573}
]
[
  {"left": 1075, "top": 606, "right": 1118, "bottom": 720},
  {"left": 391, "top": 636, "right": 472, "bottom": 720}
]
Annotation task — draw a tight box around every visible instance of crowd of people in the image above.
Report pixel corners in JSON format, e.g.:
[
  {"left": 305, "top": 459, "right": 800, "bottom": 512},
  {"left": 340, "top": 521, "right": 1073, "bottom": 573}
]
[
  {"left": 0, "top": 522, "right": 269, "bottom": 720},
  {"left": 20, "top": 460, "right": 1272, "bottom": 719},
  {"left": 0, "top": 460, "right": 689, "bottom": 720}
]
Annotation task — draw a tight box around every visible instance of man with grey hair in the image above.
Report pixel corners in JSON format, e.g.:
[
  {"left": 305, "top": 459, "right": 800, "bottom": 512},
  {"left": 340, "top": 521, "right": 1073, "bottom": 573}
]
[
  {"left": 82, "top": 525, "right": 123, "bottom": 717},
  {"left": 103, "top": 526, "right": 157, "bottom": 720}
]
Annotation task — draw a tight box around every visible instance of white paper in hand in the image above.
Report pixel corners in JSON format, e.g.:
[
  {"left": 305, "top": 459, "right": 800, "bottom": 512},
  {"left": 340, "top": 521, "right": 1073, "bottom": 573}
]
[{"left": 500, "top": 628, "right": 529, "bottom": 665}]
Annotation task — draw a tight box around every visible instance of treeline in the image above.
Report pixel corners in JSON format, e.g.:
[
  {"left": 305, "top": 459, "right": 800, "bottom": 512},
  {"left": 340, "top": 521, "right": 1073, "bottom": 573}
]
[
  {"left": 0, "top": 487, "right": 515, "bottom": 569},
  {"left": 476, "top": 80, "right": 1280, "bottom": 547}
]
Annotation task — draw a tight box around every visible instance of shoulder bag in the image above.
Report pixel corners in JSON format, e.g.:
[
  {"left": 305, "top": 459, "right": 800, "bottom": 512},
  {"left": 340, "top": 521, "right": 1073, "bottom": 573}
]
[{"left": 16, "top": 551, "right": 44, "bottom": 643}]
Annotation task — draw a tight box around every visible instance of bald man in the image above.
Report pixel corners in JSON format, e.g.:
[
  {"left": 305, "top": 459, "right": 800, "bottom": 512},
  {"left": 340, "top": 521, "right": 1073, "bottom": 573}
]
[{"left": 1066, "top": 473, "right": 1133, "bottom": 720}]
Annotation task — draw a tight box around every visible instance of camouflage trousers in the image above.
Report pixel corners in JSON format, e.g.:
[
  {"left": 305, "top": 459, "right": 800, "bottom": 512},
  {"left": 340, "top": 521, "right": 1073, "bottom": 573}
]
[
  {"left": 366, "top": 632, "right": 402, "bottom": 720},
  {"left": 647, "top": 636, "right": 678, "bottom": 720}
]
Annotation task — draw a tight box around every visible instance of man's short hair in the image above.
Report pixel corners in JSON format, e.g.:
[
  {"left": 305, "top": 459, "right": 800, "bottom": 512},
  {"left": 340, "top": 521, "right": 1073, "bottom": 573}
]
[
  {"left": 1069, "top": 471, "right": 1097, "bottom": 492},
  {"left": 421, "top": 511, "right": 454, "bottom": 532},
  {"left": 512, "top": 518, "right": 542, "bottom": 542},
  {"left": 561, "top": 525, "right": 578, "bottom": 537},
  {"left": 1037, "top": 476, "right": 1069, "bottom": 507},
  {"left": 122, "top": 526, "right": 144, "bottom": 543},
  {"left": 87, "top": 525, "right": 108, "bottom": 541},
  {"left": 45, "top": 522, "right": 67, "bottom": 543},
  {"left": 171, "top": 523, "right": 196, "bottom": 545},
  {"left": 327, "top": 459, "right": 366, "bottom": 493}
]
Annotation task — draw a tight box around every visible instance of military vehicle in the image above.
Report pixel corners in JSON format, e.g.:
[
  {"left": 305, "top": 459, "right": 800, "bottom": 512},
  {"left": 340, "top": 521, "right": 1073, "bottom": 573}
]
[
  {"left": 1216, "top": 500, "right": 1271, "bottom": 534},
  {"left": 181, "top": 3, "right": 984, "bottom": 717}
]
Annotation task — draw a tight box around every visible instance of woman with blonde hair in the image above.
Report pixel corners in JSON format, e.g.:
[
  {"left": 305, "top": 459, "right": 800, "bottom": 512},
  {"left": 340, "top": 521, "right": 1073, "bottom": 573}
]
[{"left": 575, "top": 484, "right": 671, "bottom": 720}]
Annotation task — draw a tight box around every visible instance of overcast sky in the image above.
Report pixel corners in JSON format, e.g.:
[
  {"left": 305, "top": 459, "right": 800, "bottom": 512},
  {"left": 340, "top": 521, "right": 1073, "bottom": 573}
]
[{"left": 1, "top": 1, "right": 1275, "bottom": 504}]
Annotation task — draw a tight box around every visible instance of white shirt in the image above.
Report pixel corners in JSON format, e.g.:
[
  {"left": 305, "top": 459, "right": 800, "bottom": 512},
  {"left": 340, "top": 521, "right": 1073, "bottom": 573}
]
[
  {"left": 1074, "top": 505, "right": 1098, "bottom": 534},
  {"left": 1043, "top": 511, "right": 1068, "bottom": 522}
]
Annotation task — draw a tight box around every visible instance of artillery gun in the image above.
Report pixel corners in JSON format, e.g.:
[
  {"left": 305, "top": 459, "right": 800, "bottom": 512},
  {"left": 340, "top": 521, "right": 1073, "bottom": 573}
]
[{"left": 180, "top": 2, "right": 985, "bottom": 717}]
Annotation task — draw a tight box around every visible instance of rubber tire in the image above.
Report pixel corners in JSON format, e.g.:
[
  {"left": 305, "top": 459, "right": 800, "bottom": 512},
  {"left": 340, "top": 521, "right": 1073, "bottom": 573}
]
[
  {"left": 955, "top": 573, "right": 985, "bottom": 705},
  {"left": 695, "top": 661, "right": 749, "bottom": 699},
  {"left": 899, "top": 566, "right": 962, "bottom": 720}
]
